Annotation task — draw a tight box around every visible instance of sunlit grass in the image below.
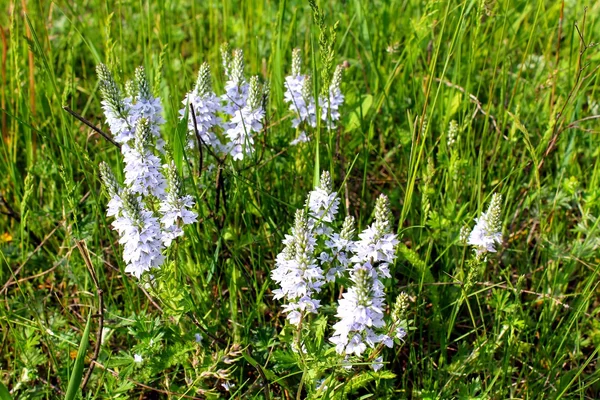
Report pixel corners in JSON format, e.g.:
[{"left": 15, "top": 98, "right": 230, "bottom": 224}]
[{"left": 1, "top": 0, "right": 600, "bottom": 398}]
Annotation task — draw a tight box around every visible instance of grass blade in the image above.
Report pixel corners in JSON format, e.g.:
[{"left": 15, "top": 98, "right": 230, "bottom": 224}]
[
  {"left": 64, "top": 313, "right": 92, "bottom": 400},
  {"left": 0, "top": 381, "right": 12, "bottom": 400}
]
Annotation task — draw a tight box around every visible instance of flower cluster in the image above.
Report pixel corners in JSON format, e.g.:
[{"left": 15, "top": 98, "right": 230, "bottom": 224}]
[
  {"left": 271, "top": 171, "right": 340, "bottom": 325},
  {"left": 271, "top": 209, "right": 324, "bottom": 325},
  {"left": 225, "top": 76, "right": 266, "bottom": 160},
  {"left": 97, "top": 64, "right": 197, "bottom": 278},
  {"left": 272, "top": 173, "right": 401, "bottom": 368},
  {"left": 178, "top": 45, "right": 268, "bottom": 161},
  {"left": 305, "top": 171, "right": 340, "bottom": 235},
  {"left": 160, "top": 161, "right": 198, "bottom": 247},
  {"left": 283, "top": 49, "right": 345, "bottom": 144},
  {"left": 221, "top": 45, "right": 249, "bottom": 118},
  {"left": 330, "top": 195, "right": 399, "bottom": 357},
  {"left": 284, "top": 49, "right": 316, "bottom": 144},
  {"left": 179, "top": 62, "right": 223, "bottom": 152},
  {"left": 320, "top": 64, "right": 345, "bottom": 129},
  {"left": 467, "top": 193, "right": 503, "bottom": 256}
]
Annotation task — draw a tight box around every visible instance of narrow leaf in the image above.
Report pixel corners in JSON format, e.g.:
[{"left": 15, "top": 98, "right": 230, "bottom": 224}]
[
  {"left": 0, "top": 381, "right": 12, "bottom": 400},
  {"left": 64, "top": 313, "right": 92, "bottom": 400}
]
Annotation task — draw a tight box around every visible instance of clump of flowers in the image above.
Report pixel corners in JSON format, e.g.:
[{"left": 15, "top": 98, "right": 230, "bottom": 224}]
[
  {"left": 177, "top": 45, "right": 268, "bottom": 161},
  {"left": 225, "top": 76, "right": 266, "bottom": 160},
  {"left": 272, "top": 173, "right": 403, "bottom": 370},
  {"left": 271, "top": 171, "right": 340, "bottom": 325},
  {"left": 284, "top": 49, "right": 316, "bottom": 144},
  {"left": 97, "top": 64, "right": 197, "bottom": 278},
  {"left": 271, "top": 209, "right": 324, "bottom": 325},
  {"left": 330, "top": 194, "right": 399, "bottom": 358},
  {"left": 179, "top": 62, "right": 223, "bottom": 152},
  {"left": 467, "top": 193, "right": 503, "bottom": 256},
  {"left": 283, "top": 49, "right": 346, "bottom": 145},
  {"left": 221, "top": 45, "right": 249, "bottom": 120},
  {"left": 320, "top": 64, "right": 345, "bottom": 129},
  {"left": 462, "top": 193, "right": 503, "bottom": 290}
]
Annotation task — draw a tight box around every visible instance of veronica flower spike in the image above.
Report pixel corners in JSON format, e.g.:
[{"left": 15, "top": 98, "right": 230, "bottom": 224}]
[
  {"left": 129, "top": 66, "right": 166, "bottom": 152},
  {"left": 159, "top": 160, "right": 198, "bottom": 247},
  {"left": 96, "top": 64, "right": 134, "bottom": 146},
  {"left": 305, "top": 171, "right": 340, "bottom": 235},
  {"left": 123, "top": 118, "right": 167, "bottom": 199},
  {"left": 284, "top": 49, "right": 316, "bottom": 144},
  {"left": 222, "top": 48, "right": 249, "bottom": 119},
  {"left": 271, "top": 209, "right": 324, "bottom": 326},
  {"left": 330, "top": 194, "right": 399, "bottom": 357},
  {"left": 110, "top": 189, "right": 165, "bottom": 279},
  {"left": 225, "top": 76, "right": 265, "bottom": 160},
  {"left": 321, "top": 64, "right": 345, "bottom": 129},
  {"left": 179, "top": 62, "right": 223, "bottom": 152},
  {"left": 467, "top": 193, "right": 503, "bottom": 256},
  {"left": 99, "top": 162, "right": 123, "bottom": 218}
]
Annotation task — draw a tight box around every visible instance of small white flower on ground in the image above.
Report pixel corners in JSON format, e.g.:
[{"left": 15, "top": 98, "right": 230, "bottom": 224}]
[{"left": 133, "top": 354, "right": 143, "bottom": 363}]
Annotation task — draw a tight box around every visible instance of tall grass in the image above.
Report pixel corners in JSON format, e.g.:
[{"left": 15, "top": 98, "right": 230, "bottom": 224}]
[{"left": 2, "top": 0, "right": 600, "bottom": 398}]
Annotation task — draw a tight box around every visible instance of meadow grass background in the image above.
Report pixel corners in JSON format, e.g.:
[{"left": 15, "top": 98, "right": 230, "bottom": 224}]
[{"left": 2, "top": 0, "right": 600, "bottom": 398}]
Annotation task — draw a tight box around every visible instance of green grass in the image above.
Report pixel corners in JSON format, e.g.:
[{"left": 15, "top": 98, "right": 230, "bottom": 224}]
[{"left": 2, "top": 0, "right": 600, "bottom": 398}]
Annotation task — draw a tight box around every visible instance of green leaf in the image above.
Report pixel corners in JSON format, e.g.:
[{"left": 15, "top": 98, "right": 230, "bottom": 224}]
[
  {"left": 345, "top": 94, "right": 373, "bottom": 132},
  {"left": 312, "top": 315, "right": 328, "bottom": 348},
  {"left": 64, "top": 313, "right": 92, "bottom": 400},
  {"left": 331, "top": 370, "right": 396, "bottom": 400},
  {"left": 0, "top": 381, "right": 12, "bottom": 400}
]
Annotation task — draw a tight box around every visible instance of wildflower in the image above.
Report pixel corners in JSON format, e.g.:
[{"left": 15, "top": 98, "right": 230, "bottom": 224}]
[
  {"left": 306, "top": 171, "right": 340, "bottom": 235},
  {"left": 271, "top": 209, "right": 324, "bottom": 325},
  {"left": 284, "top": 49, "right": 305, "bottom": 110},
  {"left": 221, "top": 382, "right": 235, "bottom": 392},
  {"left": 329, "top": 262, "right": 390, "bottom": 356},
  {"left": 129, "top": 66, "right": 165, "bottom": 152},
  {"left": 316, "top": 379, "right": 328, "bottom": 392},
  {"left": 290, "top": 131, "right": 309, "bottom": 145},
  {"left": 351, "top": 195, "right": 399, "bottom": 273},
  {"left": 220, "top": 42, "right": 232, "bottom": 79},
  {"left": 133, "top": 354, "right": 143, "bottom": 363},
  {"left": 99, "top": 161, "right": 122, "bottom": 218},
  {"left": 159, "top": 161, "right": 198, "bottom": 247},
  {"left": 123, "top": 118, "right": 167, "bottom": 198},
  {"left": 284, "top": 49, "right": 317, "bottom": 144},
  {"left": 467, "top": 193, "right": 502, "bottom": 256},
  {"left": 195, "top": 333, "right": 203, "bottom": 343},
  {"left": 225, "top": 76, "right": 265, "bottom": 160},
  {"left": 124, "top": 79, "right": 137, "bottom": 99},
  {"left": 330, "top": 194, "right": 398, "bottom": 356},
  {"left": 320, "top": 64, "right": 345, "bottom": 128},
  {"left": 391, "top": 292, "right": 409, "bottom": 341},
  {"left": 112, "top": 189, "right": 164, "bottom": 278},
  {"left": 221, "top": 48, "right": 249, "bottom": 118},
  {"left": 179, "top": 62, "right": 223, "bottom": 152},
  {"left": 324, "top": 215, "right": 355, "bottom": 282},
  {"left": 97, "top": 64, "right": 133, "bottom": 144},
  {"left": 371, "top": 356, "right": 384, "bottom": 371},
  {"left": 459, "top": 224, "right": 471, "bottom": 244}
]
